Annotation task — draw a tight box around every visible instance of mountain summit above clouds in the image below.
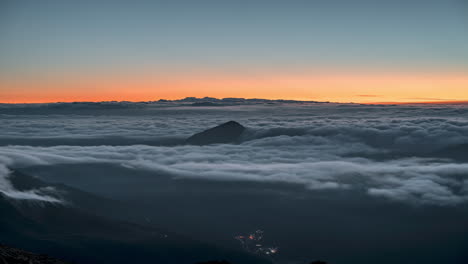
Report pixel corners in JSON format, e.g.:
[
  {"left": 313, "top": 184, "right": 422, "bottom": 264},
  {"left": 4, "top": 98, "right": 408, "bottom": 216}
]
[{"left": 186, "top": 121, "right": 246, "bottom": 145}]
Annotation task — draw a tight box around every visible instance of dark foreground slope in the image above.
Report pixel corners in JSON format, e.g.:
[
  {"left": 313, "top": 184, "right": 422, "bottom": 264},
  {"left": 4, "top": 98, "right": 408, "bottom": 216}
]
[
  {"left": 24, "top": 162, "right": 468, "bottom": 264},
  {"left": 0, "top": 244, "right": 71, "bottom": 264},
  {"left": 0, "top": 171, "right": 270, "bottom": 264}
]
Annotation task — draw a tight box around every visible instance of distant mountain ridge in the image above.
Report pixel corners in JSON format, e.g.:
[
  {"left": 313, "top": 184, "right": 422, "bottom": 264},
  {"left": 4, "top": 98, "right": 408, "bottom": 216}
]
[{"left": 0, "top": 97, "right": 326, "bottom": 110}]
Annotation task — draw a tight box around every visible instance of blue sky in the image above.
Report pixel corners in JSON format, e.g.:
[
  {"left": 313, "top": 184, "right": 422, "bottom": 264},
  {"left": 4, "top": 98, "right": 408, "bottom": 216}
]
[{"left": 1, "top": 0, "right": 467, "bottom": 73}]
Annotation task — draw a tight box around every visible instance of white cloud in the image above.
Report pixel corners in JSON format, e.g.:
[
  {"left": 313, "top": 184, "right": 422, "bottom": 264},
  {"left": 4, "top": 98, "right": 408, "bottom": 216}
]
[
  {"left": 1, "top": 103, "right": 468, "bottom": 205},
  {"left": 1, "top": 143, "right": 468, "bottom": 205},
  {"left": 0, "top": 164, "right": 62, "bottom": 203}
]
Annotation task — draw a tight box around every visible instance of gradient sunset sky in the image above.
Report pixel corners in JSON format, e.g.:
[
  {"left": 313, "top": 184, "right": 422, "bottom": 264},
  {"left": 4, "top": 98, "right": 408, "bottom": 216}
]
[{"left": 1, "top": 0, "right": 467, "bottom": 103}]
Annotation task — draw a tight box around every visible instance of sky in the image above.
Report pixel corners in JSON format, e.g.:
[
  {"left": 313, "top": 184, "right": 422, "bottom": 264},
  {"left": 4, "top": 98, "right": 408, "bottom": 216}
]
[{"left": 1, "top": 0, "right": 468, "bottom": 103}]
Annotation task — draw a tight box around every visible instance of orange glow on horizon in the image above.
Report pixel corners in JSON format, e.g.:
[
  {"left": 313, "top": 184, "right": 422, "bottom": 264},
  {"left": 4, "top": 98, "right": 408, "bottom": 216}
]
[{"left": 1, "top": 70, "right": 468, "bottom": 104}]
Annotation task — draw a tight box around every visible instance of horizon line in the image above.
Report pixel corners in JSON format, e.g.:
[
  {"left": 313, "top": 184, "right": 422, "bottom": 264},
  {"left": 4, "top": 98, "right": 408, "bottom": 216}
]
[{"left": 2, "top": 97, "right": 468, "bottom": 105}]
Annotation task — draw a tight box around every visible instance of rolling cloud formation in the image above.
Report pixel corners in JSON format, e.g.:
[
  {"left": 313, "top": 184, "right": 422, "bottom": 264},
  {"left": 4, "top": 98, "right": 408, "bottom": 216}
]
[{"left": 1, "top": 101, "right": 468, "bottom": 205}]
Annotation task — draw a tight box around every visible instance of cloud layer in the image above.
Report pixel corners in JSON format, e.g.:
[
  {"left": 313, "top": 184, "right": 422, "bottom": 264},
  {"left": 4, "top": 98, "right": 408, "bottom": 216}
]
[{"left": 1, "top": 102, "right": 468, "bottom": 205}]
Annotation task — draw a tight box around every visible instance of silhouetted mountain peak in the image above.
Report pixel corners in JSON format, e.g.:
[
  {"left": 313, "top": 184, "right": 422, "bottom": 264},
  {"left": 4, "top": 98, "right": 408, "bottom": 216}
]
[
  {"left": 186, "top": 121, "right": 246, "bottom": 145},
  {"left": 221, "top": 121, "right": 244, "bottom": 128}
]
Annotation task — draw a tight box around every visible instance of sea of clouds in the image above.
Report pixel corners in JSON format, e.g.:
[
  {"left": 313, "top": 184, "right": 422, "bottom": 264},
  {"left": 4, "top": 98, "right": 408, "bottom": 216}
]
[{"left": 1, "top": 101, "right": 468, "bottom": 205}]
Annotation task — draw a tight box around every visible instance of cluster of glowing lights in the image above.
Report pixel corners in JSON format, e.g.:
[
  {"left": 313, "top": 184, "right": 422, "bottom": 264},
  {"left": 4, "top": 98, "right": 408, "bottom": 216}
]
[{"left": 234, "top": 230, "right": 278, "bottom": 257}]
